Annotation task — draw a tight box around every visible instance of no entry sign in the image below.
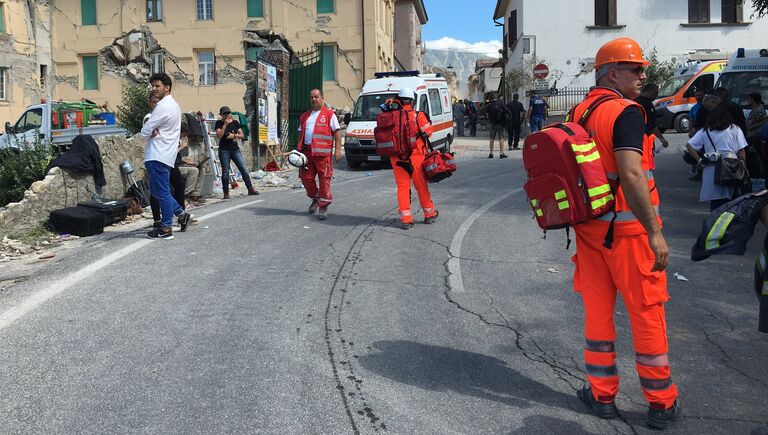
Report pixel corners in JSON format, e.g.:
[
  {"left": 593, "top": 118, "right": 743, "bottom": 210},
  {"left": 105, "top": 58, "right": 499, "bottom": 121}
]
[{"left": 533, "top": 63, "right": 549, "bottom": 80}]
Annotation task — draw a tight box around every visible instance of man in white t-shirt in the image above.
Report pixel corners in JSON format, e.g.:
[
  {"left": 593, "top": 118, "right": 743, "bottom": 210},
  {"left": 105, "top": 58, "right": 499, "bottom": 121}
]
[
  {"left": 141, "top": 73, "right": 192, "bottom": 239},
  {"left": 296, "top": 88, "right": 342, "bottom": 220}
]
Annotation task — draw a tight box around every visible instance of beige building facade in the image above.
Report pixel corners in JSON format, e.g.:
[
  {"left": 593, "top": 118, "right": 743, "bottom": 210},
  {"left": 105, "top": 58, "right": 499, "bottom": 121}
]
[
  {"left": 0, "top": 0, "right": 52, "bottom": 127},
  {"left": 393, "top": 0, "right": 427, "bottom": 71},
  {"left": 49, "top": 0, "right": 397, "bottom": 115}
]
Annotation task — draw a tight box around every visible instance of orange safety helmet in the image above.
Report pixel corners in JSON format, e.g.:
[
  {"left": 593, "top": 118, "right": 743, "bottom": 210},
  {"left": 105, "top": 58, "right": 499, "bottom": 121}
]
[{"left": 595, "top": 38, "right": 651, "bottom": 68}]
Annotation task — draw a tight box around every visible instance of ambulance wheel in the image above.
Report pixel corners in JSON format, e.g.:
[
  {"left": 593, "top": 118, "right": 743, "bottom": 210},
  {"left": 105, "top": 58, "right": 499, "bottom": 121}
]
[{"left": 673, "top": 113, "right": 690, "bottom": 133}]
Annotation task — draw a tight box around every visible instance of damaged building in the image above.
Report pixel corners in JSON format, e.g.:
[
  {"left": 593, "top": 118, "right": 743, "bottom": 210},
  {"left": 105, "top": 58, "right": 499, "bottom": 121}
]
[
  {"left": 48, "top": 0, "right": 412, "bottom": 114},
  {"left": 0, "top": 0, "right": 53, "bottom": 126}
]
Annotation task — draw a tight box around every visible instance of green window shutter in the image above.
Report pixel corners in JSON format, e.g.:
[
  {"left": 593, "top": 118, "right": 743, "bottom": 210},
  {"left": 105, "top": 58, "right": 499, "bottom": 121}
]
[
  {"left": 246, "top": 46, "right": 263, "bottom": 62},
  {"left": 81, "top": 0, "right": 96, "bottom": 25},
  {"left": 317, "top": 0, "right": 334, "bottom": 14},
  {"left": 0, "top": 4, "right": 6, "bottom": 33},
  {"left": 247, "top": 0, "right": 263, "bottom": 17},
  {"left": 321, "top": 45, "right": 335, "bottom": 81},
  {"left": 83, "top": 56, "right": 99, "bottom": 90}
]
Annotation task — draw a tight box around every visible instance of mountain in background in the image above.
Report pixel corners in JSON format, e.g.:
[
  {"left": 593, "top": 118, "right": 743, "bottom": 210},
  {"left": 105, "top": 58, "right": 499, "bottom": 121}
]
[{"left": 424, "top": 49, "right": 498, "bottom": 98}]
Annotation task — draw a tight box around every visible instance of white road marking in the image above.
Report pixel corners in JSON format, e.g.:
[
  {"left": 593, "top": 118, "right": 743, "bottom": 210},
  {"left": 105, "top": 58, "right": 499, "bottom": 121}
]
[
  {"left": 0, "top": 199, "right": 265, "bottom": 332},
  {"left": 447, "top": 188, "right": 523, "bottom": 293}
]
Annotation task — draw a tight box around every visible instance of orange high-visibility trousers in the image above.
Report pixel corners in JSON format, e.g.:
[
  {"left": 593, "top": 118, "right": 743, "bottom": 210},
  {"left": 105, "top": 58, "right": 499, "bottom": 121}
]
[
  {"left": 572, "top": 224, "right": 679, "bottom": 409},
  {"left": 300, "top": 155, "right": 333, "bottom": 207},
  {"left": 390, "top": 153, "right": 437, "bottom": 223}
]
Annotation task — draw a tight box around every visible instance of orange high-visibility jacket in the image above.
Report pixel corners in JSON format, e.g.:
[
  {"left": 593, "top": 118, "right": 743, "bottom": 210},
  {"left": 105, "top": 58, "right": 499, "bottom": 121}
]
[
  {"left": 298, "top": 106, "right": 336, "bottom": 155},
  {"left": 571, "top": 87, "right": 660, "bottom": 236}
]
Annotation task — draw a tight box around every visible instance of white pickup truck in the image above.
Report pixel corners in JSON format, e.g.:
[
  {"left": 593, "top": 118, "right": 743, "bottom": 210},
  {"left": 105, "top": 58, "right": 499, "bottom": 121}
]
[{"left": 0, "top": 102, "right": 127, "bottom": 152}]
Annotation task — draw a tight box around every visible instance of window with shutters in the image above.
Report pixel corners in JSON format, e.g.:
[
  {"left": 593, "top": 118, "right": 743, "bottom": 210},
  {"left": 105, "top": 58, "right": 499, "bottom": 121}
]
[
  {"left": 82, "top": 56, "right": 98, "bottom": 90},
  {"left": 508, "top": 10, "right": 517, "bottom": 48},
  {"left": 147, "top": 0, "right": 163, "bottom": 22},
  {"left": 722, "top": 0, "right": 743, "bottom": 23},
  {"left": 0, "top": 67, "right": 7, "bottom": 100},
  {"left": 594, "top": 0, "right": 617, "bottom": 26},
  {"left": 247, "top": 0, "right": 263, "bottom": 17},
  {"left": 317, "top": 0, "right": 334, "bottom": 14},
  {"left": 0, "top": 3, "right": 6, "bottom": 34},
  {"left": 688, "top": 0, "right": 710, "bottom": 23},
  {"left": 320, "top": 45, "right": 336, "bottom": 81},
  {"left": 81, "top": 0, "right": 96, "bottom": 25}
]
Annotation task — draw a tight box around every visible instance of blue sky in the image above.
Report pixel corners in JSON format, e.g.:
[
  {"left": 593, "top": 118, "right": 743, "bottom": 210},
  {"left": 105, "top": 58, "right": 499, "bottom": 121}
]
[{"left": 422, "top": 0, "right": 502, "bottom": 56}]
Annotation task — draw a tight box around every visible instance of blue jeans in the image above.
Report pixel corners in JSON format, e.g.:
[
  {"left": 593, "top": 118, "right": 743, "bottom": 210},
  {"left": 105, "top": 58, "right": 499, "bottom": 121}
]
[
  {"left": 219, "top": 148, "right": 253, "bottom": 193},
  {"left": 146, "top": 160, "right": 184, "bottom": 228},
  {"left": 530, "top": 117, "right": 545, "bottom": 133}
]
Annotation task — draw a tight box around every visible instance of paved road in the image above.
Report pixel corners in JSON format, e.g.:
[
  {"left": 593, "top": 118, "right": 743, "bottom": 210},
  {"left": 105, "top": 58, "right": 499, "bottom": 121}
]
[{"left": 0, "top": 134, "right": 766, "bottom": 434}]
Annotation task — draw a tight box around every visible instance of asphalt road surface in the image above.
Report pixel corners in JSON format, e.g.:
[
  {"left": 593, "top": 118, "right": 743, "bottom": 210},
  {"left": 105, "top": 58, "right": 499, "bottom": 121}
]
[{"left": 0, "top": 134, "right": 766, "bottom": 434}]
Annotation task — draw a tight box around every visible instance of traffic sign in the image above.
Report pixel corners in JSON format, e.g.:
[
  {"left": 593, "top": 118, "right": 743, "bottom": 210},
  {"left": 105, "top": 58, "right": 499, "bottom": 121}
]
[{"left": 533, "top": 63, "right": 549, "bottom": 80}]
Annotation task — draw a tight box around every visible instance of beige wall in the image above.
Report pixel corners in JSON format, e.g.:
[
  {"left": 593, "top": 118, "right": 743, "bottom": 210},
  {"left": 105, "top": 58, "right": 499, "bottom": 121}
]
[
  {"left": 394, "top": 0, "right": 424, "bottom": 71},
  {"left": 50, "top": 0, "right": 396, "bottom": 114},
  {"left": 0, "top": 0, "right": 52, "bottom": 126}
]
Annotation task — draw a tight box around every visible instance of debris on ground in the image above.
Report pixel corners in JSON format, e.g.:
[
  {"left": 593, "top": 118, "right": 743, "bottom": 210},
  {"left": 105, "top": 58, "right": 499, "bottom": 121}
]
[
  {"left": 547, "top": 268, "right": 559, "bottom": 273},
  {"left": 673, "top": 272, "right": 689, "bottom": 282}
]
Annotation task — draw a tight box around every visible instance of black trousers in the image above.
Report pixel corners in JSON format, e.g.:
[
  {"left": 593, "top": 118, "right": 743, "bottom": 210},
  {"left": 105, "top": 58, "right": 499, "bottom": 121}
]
[{"left": 507, "top": 121, "right": 522, "bottom": 149}]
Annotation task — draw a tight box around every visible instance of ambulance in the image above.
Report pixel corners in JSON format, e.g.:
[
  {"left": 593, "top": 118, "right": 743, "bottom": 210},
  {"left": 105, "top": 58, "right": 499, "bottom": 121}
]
[
  {"left": 715, "top": 48, "right": 768, "bottom": 116},
  {"left": 343, "top": 71, "right": 454, "bottom": 168},
  {"left": 655, "top": 59, "right": 727, "bottom": 133}
]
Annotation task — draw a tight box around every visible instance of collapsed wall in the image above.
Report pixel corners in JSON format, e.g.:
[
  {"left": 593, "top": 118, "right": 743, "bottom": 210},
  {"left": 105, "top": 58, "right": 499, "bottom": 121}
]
[{"left": 0, "top": 135, "right": 146, "bottom": 236}]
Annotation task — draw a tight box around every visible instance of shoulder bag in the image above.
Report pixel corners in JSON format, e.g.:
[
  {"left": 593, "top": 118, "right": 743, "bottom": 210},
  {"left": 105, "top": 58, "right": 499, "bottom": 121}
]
[{"left": 706, "top": 129, "right": 747, "bottom": 187}]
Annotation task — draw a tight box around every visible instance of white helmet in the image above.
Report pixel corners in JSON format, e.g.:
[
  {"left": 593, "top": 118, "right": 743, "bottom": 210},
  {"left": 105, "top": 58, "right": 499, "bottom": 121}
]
[
  {"left": 398, "top": 87, "right": 414, "bottom": 100},
  {"left": 287, "top": 150, "right": 308, "bottom": 168}
]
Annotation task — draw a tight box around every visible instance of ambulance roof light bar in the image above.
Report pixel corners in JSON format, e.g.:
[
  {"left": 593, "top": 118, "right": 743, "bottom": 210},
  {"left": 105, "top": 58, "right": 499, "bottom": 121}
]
[{"left": 374, "top": 70, "right": 421, "bottom": 78}]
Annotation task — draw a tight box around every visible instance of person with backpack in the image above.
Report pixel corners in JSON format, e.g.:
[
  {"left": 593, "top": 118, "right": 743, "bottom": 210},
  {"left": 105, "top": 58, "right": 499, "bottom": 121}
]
[
  {"left": 480, "top": 97, "right": 510, "bottom": 159},
  {"left": 568, "top": 38, "right": 680, "bottom": 430},
  {"left": 384, "top": 87, "right": 439, "bottom": 230}
]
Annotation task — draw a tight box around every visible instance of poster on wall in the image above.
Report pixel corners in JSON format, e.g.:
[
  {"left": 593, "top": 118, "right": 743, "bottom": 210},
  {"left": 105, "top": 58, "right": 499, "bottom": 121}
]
[
  {"left": 256, "top": 60, "right": 279, "bottom": 144},
  {"left": 258, "top": 98, "right": 268, "bottom": 143}
]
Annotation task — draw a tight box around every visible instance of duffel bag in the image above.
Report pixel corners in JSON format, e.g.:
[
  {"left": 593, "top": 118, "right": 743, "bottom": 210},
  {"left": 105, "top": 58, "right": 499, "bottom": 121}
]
[{"left": 423, "top": 150, "right": 457, "bottom": 183}]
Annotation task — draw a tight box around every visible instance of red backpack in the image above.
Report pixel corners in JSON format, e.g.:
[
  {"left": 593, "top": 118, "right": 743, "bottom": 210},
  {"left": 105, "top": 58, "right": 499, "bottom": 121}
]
[
  {"left": 523, "top": 95, "right": 617, "bottom": 236},
  {"left": 375, "top": 108, "right": 416, "bottom": 158}
]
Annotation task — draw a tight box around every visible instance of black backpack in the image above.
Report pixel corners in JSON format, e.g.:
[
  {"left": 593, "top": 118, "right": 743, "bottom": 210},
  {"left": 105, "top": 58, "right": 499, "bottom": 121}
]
[{"left": 486, "top": 101, "right": 509, "bottom": 124}]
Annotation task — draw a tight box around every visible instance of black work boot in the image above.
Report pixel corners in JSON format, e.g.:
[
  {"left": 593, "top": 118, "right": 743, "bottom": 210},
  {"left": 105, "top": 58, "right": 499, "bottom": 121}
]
[
  {"left": 577, "top": 385, "right": 617, "bottom": 419},
  {"left": 647, "top": 400, "right": 681, "bottom": 430}
]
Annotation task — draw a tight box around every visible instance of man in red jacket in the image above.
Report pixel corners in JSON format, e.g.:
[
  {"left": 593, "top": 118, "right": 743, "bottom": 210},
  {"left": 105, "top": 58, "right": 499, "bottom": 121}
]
[{"left": 296, "top": 89, "right": 343, "bottom": 220}]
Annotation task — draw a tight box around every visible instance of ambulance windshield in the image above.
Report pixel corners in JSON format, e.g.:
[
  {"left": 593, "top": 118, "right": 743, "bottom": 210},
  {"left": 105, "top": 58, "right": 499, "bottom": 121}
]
[
  {"left": 658, "top": 75, "right": 693, "bottom": 98},
  {"left": 717, "top": 72, "right": 768, "bottom": 108},
  {"left": 352, "top": 93, "right": 399, "bottom": 121}
]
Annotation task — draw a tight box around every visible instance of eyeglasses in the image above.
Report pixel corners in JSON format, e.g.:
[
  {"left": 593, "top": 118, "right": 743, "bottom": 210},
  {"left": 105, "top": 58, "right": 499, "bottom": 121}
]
[{"left": 613, "top": 65, "right": 646, "bottom": 75}]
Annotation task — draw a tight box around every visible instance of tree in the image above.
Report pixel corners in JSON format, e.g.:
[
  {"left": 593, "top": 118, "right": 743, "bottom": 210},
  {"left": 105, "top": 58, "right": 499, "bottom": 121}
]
[
  {"left": 116, "top": 82, "right": 151, "bottom": 135},
  {"left": 644, "top": 48, "right": 676, "bottom": 88},
  {"left": 753, "top": 0, "right": 768, "bottom": 18}
]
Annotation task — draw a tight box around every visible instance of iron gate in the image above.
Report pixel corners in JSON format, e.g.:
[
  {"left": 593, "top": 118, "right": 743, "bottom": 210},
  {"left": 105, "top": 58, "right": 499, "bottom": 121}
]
[{"left": 288, "top": 47, "right": 323, "bottom": 149}]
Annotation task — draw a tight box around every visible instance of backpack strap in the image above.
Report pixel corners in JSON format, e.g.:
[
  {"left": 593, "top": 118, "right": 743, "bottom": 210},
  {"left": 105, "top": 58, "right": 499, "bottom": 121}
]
[{"left": 576, "top": 94, "right": 621, "bottom": 126}]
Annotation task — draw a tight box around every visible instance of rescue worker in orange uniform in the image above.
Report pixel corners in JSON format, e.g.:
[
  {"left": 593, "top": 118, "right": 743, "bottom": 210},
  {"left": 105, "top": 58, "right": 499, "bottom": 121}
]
[
  {"left": 388, "top": 87, "right": 439, "bottom": 230},
  {"left": 297, "top": 88, "right": 343, "bottom": 220},
  {"left": 569, "top": 38, "right": 681, "bottom": 430}
]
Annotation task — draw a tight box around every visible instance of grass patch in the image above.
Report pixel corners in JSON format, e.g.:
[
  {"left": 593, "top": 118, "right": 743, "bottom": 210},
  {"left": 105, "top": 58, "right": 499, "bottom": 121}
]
[{"left": 9, "top": 222, "right": 54, "bottom": 245}]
